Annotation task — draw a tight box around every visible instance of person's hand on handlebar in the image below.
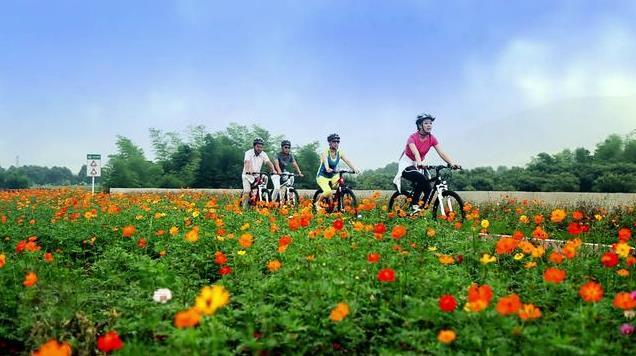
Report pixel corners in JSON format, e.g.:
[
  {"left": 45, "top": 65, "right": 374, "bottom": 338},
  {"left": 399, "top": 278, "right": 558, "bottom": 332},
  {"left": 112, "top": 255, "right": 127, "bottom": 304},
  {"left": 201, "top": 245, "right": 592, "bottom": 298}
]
[
  {"left": 326, "top": 167, "right": 333, "bottom": 173},
  {"left": 449, "top": 163, "right": 462, "bottom": 170}
]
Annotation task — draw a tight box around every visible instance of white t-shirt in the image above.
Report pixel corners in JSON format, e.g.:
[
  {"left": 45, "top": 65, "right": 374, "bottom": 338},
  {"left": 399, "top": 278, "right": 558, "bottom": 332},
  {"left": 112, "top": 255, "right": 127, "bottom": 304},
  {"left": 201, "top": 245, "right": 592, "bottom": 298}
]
[{"left": 242, "top": 149, "right": 270, "bottom": 174}]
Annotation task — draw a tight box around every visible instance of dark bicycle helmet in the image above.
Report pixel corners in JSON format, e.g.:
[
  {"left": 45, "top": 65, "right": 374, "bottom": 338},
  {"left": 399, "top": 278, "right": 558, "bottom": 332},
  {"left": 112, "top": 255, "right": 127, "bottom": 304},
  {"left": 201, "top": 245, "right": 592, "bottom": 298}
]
[
  {"left": 281, "top": 140, "right": 291, "bottom": 147},
  {"left": 253, "top": 138, "right": 265, "bottom": 146},
  {"left": 416, "top": 113, "right": 436, "bottom": 129},
  {"left": 327, "top": 133, "right": 340, "bottom": 142}
]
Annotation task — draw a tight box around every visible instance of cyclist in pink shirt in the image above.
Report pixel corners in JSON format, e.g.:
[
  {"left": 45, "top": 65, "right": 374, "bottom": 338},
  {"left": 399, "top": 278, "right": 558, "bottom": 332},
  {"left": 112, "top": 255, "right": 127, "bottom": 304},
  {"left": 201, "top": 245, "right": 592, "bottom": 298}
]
[{"left": 393, "top": 114, "right": 460, "bottom": 212}]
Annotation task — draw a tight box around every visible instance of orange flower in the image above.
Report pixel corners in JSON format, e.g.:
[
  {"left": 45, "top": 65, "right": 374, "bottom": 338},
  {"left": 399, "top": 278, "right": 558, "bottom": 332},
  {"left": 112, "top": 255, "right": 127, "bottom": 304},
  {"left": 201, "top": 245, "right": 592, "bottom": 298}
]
[
  {"left": 437, "top": 330, "right": 456, "bottom": 344},
  {"left": 174, "top": 307, "right": 201, "bottom": 329},
  {"left": 579, "top": 281, "right": 603, "bottom": 303},
  {"left": 496, "top": 294, "right": 522, "bottom": 316},
  {"left": 329, "top": 302, "right": 350, "bottom": 322},
  {"left": 184, "top": 226, "right": 200, "bottom": 242},
  {"left": 33, "top": 339, "right": 72, "bottom": 356},
  {"left": 323, "top": 227, "right": 336, "bottom": 239},
  {"left": 612, "top": 292, "right": 636, "bottom": 310},
  {"left": 495, "top": 237, "right": 518, "bottom": 255},
  {"left": 533, "top": 214, "right": 544, "bottom": 225},
  {"left": 518, "top": 241, "right": 535, "bottom": 254},
  {"left": 169, "top": 226, "right": 179, "bottom": 236},
  {"left": 532, "top": 226, "right": 548, "bottom": 240},
  {"left": 43, "top": 252, "right": 54, "bottom": 263},
  {"left": 122, "top": 225, "right": 136, "bottom": 238},
  {"left": 391, "top": 225, "right": 407, "bottom": 239},
  {"left": 214, "top": 251, "right": 228, "bottom": 265},
  {"left": 0, "top": 253, "right": 5, "bottom": 268},
  {"left": 466, "top": 283, "right": 493, "bottom": 312},
  {"left": 518, "top": 304, "right": 542, "bottom": 320},
  {"left": 543, "top": 267, "right": 566, "bottom": 283},
  {"left": 426, "top": 228, "right": 436, "bottom": 238},
  {"left": 512, "top": 230, "right": 524, "bottom": 240},
  {"left": 238, "top": 233, "right": 253, "bottom": 248},
  {"left": 23, "top": 271, "right": 38, "bottom": 287},
  {"left": 550, "top": 209, "right": 566, "bottom": 223},
  {"left": 267, "top": 259, "right": 282, "bottom": 272},
  {"left": 438, "top": 255, "right": 455, "bottom": 265},
  {"left": 548, "top": 251, "right": 565, "bottom": 264},
  {"left": 572, "top": 210, "right": 584, "bottom": 221}
]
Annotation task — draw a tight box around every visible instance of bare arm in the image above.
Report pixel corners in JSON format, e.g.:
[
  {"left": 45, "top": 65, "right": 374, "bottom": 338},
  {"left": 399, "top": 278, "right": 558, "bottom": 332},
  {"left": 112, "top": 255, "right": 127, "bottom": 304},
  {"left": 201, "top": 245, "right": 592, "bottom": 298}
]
[
  {"left": 292, "top": 161, "right": 303, "bottom": 176},
  {"left": 267, "top": 160, "right": 280, "bottom": 174},
  {"left": 408, "top": 143, "right": 423, "bottom": 165},
  {"left": 341, "top": 156, "right": 360, "bottom": 174},
  {"left": 243, "top": 160, "right": 252, "bottom": 174},
  {"left": 320, "top": 152, "right": 332, "bottom": 173},
  {"left": 273, "top": 160, "right": 282, "bottom": 174},
  {"left": 433, "top": 144, "right": 457, "bottom": 166}
]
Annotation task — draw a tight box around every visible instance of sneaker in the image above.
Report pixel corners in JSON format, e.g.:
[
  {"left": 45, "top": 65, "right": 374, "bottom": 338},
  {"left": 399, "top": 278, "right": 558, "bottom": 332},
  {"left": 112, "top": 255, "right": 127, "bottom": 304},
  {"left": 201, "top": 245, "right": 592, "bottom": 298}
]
[
  {"left": 314, "top": 201, "right": 322, "bottom": 212},
  {"left": 410, "top": 205, "right": 422, "bottom": 215}
]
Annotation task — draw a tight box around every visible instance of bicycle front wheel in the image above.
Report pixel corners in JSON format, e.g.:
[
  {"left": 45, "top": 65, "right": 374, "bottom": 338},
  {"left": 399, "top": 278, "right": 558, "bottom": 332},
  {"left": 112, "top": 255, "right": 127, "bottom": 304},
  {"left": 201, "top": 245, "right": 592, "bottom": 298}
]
[
  {"left": 338, "top": 189, "right": 357, "bottom": 215},
  {"left": 431, "top": 190, "right": 466, "bottom": 221}
]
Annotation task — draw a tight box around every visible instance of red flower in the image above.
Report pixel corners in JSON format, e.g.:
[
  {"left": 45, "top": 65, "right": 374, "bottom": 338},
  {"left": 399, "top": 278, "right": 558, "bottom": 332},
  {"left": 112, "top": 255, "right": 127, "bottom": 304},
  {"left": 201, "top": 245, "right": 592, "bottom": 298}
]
[
  {"left": 373, "top": 223, "right": 386, "bottom": 235},
  {"left": 97, "top": 331, "right": 124, "bottom": 353},
  {"left": 367, "top": 253, "right": 380, "bottom": 263},
  {"left": 600, "top": 252, "right": 619, "bottom": 268},
  {"left": 333, "top": 219, "right": 344, "bottom": 230},
  {"left": 618, "top": 228, "right": 631, "bottom": 242},
  {"left": 456, "top": 255, "right": 464, "bottom": 264},
  {"left": 214, "top": 251, "right": 228, "bottom": 265},
  {"left": 438, "top": 295, "right": 457, "bottom": 312},
  {"left": 567, "top": 222, "right": 583, "bottom": 235},
  {"left": 219, "top": 266, "right": 232, "bottom": 276},
  {"left": 377, "top": 268, "right": 395, "bottom": 282}
]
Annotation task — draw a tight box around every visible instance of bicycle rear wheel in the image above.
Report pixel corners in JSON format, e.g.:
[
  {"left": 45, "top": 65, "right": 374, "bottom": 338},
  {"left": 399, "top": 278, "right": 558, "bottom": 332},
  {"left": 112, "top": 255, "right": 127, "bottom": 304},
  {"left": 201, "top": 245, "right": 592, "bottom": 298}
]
[
  {"left": 431, "top": 190, "right": 465, "bottom": 221},
  {"left": 338, "top": 189, "right": 357, "bottom": 215}
]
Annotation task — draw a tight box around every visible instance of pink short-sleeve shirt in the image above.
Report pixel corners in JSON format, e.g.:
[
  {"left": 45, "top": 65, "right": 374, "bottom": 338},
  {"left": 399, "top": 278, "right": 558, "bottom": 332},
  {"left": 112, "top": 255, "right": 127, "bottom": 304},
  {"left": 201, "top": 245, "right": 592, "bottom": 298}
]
[{"left": 404, "top": 132, "right": 438, "bottom": 161}]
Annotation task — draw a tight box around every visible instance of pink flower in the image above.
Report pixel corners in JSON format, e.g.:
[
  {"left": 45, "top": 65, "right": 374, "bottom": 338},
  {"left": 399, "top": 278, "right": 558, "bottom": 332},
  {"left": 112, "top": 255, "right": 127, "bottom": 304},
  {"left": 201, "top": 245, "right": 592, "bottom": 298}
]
[{"left": 620, "top": 323, "right": 635, "bottom": 336}]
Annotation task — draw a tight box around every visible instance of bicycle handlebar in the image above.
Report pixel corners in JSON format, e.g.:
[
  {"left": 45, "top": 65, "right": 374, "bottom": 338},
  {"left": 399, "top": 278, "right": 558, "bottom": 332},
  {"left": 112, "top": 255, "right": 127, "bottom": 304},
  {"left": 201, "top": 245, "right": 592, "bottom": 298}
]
[{"left": 416, "top": 164, "right": 462, "bottom": 171}]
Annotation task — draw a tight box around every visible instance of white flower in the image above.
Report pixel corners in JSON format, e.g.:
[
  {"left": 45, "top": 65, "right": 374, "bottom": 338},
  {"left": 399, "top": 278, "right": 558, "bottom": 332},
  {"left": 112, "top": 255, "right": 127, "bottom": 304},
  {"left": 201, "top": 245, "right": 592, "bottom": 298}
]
[
  {"left": 152, "top": 288, "right": 172, "bottom": 304},
  {"left": 625, "top": 310, "right": 636, "bottom": 320}
]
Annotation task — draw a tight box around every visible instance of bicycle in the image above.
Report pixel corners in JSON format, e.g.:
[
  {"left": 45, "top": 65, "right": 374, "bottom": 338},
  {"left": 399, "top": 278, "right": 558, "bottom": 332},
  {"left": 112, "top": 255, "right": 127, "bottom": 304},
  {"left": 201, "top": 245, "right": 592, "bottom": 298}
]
[
  {"left": 271, "top": 172, "right": 300, "bottom": 207},
  {"left": 245, "top": 172, "right": 271, "bottom": 206},
  {"left": 312, "top": 170, "right": 357, "bottom": 214},
  {"left": 388, "top": 165, "right": 466, "bottom": 221}
]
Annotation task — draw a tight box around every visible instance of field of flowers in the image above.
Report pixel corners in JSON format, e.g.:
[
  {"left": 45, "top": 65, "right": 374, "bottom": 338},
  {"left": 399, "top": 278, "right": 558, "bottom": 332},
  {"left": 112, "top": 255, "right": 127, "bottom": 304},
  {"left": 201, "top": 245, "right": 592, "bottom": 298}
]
[{"left": 0, "top": 189, "right": 634, "bottom": 355}]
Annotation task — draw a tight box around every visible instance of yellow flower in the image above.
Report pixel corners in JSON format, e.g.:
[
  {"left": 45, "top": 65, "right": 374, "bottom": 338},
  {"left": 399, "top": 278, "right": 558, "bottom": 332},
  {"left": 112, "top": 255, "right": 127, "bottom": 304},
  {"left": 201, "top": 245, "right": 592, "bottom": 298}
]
[
  {"left": 531, "top": 246, "right": 545, "bottom": 259},
  {"left": 514, "top": 253, "right": 524, "bottom": 261},
  {"left": 480, "top": 219, "right": 490, "bottom": 229},
  {"left": 615, "top": 243, "right": 631, "bottom": 258},
  {"left": 237, "top": 250, "right": 246, "bottom": 256},
  {"left": 428, "top": 246, "right": 438, "bottom": 252},
  {"left": 216, "top": 235, "right": 225, "bottom": 241},
  {"left": 194, "top": 285, "right": 230, "bottom": 315},
  {"left": 329, "top": 302, "right": 350, "bottom": 322},
  {"left": 519, "top": 215, "right": 529, "bottom": 224},
  {"left": 594, "top": 214, "right": 603, "bottom": 221},
  {"left": 480, "top": 253, "right": 497, "bottom": 264},
  {"left": 437, "top": 330, "right": 456, "bottom": 344},
  {"left": 169, "top": 226, "right": 179, "bottom": 236},
  {"left": 192, "top": 210, "right": 200, "bottom": 218},
  {"left": 240, "top": 223, "right": 250, "bottom": 231}
]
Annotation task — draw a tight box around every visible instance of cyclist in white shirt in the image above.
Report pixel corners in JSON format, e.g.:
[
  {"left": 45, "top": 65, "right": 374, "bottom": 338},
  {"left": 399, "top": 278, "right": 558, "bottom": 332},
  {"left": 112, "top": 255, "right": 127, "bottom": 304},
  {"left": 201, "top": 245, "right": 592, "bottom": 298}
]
[{"left": 242, "top": 138, "right": 280, "bottom": 209}]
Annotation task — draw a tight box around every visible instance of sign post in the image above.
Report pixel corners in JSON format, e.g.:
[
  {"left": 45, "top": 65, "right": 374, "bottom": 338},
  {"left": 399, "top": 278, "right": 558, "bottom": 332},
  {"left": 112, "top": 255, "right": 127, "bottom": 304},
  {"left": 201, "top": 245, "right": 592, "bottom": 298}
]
[{"left": 86, "top": 154, "right": 102, "bottom": 194}]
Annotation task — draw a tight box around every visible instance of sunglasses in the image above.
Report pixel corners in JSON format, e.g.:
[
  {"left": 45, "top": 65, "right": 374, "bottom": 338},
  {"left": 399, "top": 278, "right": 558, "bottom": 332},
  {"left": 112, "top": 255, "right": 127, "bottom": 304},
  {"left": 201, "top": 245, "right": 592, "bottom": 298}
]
[
  {"left": 282, "top": 146, "right": 290, "bottom": 149},
  {"left": 330, "top": 140, "right": 340, "bottom": 143}
]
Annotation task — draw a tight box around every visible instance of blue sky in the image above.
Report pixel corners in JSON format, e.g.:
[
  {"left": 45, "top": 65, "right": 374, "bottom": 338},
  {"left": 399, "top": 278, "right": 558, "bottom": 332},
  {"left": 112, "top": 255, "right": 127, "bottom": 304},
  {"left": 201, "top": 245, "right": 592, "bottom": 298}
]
[{"left": 1, "top": 0, "right": 635, "bottom": 172}]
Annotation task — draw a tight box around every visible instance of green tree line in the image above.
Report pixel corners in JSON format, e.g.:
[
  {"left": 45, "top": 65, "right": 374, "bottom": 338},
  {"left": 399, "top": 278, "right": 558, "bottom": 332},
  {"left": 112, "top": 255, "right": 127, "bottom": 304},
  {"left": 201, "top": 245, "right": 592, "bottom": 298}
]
[{"left": 2, "top": 126, "right": 635, "bottom": 192}]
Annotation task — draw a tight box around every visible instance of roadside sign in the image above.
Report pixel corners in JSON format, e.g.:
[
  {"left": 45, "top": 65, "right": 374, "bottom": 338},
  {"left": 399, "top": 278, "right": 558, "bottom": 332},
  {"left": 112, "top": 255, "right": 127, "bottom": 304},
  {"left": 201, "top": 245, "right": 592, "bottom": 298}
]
[{"left": 87, "top": 154, "right": 101, "bottom": 177}]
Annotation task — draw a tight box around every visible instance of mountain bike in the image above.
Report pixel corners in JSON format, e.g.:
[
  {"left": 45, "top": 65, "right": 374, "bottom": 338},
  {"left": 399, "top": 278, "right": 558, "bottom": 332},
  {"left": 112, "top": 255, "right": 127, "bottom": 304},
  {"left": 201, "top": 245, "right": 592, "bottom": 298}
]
[
  {"left": 388, "top": 165, "right": 466, "bottom": 221},
  {"left": 312, "top": 170, "right": 357, "bottom": 214},
  {"left": 271, "top": 172, "right": 300, "bottom": 207},
  {"left": 245, "top": 172, "right": 271, "bottom": 206}
]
